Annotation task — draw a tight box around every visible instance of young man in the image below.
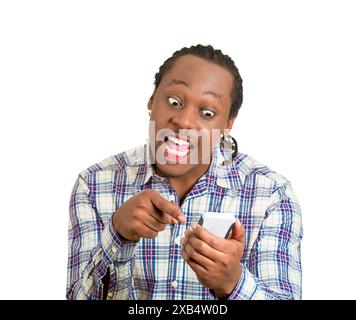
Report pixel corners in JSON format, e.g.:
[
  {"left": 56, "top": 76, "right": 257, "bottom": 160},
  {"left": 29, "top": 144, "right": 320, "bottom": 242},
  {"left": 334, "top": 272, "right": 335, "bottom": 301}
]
[{"left": 66, "top": 45, "right": 303, "bottom": 300}]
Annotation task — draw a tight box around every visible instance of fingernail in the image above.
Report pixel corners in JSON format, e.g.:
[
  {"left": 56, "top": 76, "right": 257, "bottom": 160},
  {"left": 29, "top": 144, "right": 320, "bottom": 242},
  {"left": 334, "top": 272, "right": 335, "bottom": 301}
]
[
  {"left": 180, "top": 237, "right": 186, "bottom": 245},
  {"left": 192, "top": 222, "right": 197, "bottom": 230},
  {"left": 178, "top": 214, "right": 186, "bottom": 224}
]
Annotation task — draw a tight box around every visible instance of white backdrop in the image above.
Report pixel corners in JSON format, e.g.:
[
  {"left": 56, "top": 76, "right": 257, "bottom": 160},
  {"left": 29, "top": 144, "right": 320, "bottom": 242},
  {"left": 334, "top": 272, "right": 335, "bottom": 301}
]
[{"left": 0, "top": 0, "right": 355, "bottom": 299}]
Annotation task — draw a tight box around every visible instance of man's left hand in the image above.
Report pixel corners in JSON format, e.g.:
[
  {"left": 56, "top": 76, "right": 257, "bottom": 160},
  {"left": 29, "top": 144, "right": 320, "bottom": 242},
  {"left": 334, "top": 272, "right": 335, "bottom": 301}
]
[{"left": 180, "top": 220, "right": 244, "bottom": 298}]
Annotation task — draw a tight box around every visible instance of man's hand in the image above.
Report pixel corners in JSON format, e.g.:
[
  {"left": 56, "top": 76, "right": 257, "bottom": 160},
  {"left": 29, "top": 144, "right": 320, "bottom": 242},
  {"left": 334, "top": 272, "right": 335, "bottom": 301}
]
[
  {"left": 181, "top": 220, "right": 244, "bottom": 298},
  {"left": 112, "top": 189, "right": 185, "bottom": 241}
]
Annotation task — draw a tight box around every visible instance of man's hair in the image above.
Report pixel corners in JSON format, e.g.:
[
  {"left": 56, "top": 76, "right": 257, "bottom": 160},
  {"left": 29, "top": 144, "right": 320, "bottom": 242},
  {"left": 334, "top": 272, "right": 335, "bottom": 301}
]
[{"left": 154, "top": 44, "right": 243, "bottom": 118}]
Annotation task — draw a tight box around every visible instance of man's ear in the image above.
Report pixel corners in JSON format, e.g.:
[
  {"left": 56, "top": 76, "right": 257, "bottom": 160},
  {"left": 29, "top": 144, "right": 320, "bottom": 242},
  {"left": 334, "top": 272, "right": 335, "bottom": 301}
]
[
  {"left": 224, "top": 116, "right": 236, "bottom": 135},
  {"left": 147, "top": 93, "right": 155, "bottom": 111}
]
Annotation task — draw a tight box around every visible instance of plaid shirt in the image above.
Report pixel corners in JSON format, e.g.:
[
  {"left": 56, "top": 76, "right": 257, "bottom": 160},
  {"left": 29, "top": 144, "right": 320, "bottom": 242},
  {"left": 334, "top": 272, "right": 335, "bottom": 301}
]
[{"left": 67, "top": 142, "right": 303, "bottom": 300}]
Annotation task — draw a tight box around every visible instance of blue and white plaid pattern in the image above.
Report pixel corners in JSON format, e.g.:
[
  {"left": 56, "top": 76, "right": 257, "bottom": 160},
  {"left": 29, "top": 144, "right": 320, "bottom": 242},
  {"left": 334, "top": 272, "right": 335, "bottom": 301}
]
[{"left": 67, "top": 142, "right": 303, "bottom": 300}]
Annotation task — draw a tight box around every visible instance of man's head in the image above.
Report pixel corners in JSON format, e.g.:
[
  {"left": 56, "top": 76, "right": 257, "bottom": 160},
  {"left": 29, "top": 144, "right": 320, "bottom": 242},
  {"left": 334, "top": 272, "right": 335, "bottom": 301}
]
[{"left": 147, "top": 44, "right": 243, "bottom": 179}]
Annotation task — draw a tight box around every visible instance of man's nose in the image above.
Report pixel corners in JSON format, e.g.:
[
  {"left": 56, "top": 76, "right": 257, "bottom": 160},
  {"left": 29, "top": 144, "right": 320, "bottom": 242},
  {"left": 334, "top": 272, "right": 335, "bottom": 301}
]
[{"left": 170, "top": 106, "right": 198, "bottom": 129}]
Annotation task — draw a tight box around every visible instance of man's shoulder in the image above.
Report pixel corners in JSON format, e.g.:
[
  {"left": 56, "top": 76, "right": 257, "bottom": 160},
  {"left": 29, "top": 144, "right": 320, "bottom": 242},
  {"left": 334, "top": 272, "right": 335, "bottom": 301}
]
[
  {"left": 232, "top": 152, "right": 291, "bottom": 191},
  {"left": 78, "top": 144, "right": 146, "bottom": 179}
]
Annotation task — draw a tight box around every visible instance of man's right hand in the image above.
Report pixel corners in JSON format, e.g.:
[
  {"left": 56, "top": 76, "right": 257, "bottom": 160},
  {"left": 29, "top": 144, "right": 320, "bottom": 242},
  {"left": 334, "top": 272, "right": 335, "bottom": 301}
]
[{"left": 112, "top": 189, "right": 185, "bottom": 241}]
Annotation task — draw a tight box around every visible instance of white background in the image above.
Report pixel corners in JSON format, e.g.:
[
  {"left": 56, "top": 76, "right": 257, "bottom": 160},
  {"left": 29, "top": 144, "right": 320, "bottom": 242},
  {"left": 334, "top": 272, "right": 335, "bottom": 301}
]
[{"left": 0, "top": 0, "right": 355, "bottom": 299}]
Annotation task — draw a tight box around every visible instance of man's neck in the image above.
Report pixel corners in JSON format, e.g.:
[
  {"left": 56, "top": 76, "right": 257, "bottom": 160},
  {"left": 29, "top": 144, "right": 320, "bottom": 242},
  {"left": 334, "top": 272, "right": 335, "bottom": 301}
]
[{"left": 167, "top": 163, "right": 211, "bottom": 205}]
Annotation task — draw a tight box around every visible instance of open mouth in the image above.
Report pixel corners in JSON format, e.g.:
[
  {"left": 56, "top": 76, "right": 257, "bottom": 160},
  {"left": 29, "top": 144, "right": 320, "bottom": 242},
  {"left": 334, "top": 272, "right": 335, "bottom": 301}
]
[{"left": 162, "top": 135, "right": 193, "bottom": 163}]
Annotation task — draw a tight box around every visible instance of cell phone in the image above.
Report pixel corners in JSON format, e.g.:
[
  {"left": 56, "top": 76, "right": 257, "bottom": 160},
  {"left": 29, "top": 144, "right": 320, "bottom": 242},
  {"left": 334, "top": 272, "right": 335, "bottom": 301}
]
[{"left": 197, "top": 212, "right": 237, "bottom": 239}]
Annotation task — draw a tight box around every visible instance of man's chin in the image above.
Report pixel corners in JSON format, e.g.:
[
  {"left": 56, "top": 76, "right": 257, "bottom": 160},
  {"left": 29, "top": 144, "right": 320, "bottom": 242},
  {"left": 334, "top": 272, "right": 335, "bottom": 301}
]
[{"left": 153, "top": 162, "right": 194, "bottom": 178}]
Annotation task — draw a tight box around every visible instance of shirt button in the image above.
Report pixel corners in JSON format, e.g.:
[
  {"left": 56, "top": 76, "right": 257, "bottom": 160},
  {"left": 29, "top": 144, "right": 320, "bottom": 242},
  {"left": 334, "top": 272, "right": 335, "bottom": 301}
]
[
  {"left": 171, "top": 280, "right": 178, "bottom": 288},
  {"left": 112, "top": 246, "right": 117, "bottom": 253},
  {"left": 107, "top": 292, "right": 113, "bottom": 299},
  {"left": 174, "top": 236, "right": 182, "bottom": 246}
]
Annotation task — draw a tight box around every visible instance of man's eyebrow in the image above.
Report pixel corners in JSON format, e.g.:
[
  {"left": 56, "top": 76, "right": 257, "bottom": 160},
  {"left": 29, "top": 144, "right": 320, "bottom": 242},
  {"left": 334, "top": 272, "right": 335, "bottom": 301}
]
[
  {"left": 204, "top": 90, "right": 222, "bottom": 100},
  {"left": 166, "top": 78, "right": 189, "bottom": 87}
]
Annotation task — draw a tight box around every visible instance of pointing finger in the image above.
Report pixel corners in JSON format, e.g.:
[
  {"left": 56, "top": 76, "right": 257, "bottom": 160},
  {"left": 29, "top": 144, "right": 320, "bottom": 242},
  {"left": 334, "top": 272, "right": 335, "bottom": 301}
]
[{"left": 148, "top": 190, "right": 185, "bottom": 223}]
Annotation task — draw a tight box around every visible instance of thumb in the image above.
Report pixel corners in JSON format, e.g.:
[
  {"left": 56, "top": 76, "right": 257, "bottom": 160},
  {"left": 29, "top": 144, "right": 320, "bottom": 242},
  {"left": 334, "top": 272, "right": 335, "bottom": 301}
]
[{"left": 229, "top": 219, "right": 244, "bottom": 243}]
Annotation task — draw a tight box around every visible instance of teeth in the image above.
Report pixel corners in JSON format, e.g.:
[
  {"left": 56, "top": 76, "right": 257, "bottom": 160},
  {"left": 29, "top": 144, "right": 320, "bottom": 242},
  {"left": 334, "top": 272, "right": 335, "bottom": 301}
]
[
  {"left": 167, "top": 136, "right": 190, "bottom": 147},
  {"left": 165, "top": 146, "right": 189, "bottom": 157}
]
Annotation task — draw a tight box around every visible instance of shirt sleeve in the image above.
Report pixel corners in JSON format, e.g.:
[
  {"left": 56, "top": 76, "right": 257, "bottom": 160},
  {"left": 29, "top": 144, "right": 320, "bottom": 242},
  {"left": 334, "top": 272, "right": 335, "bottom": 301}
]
[
  {"left": 212, "top": 182, "right": 303, "bottom": 300},
  {"left": 66, "top": 173, "right": 139, "bottom": 300}
]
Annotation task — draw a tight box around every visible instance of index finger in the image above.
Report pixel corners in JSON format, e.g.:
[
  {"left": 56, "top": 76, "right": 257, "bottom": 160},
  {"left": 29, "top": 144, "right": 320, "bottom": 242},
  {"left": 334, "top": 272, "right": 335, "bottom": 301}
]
[{"left": 148, "top": 190, "right": 186, "bottom": 223}]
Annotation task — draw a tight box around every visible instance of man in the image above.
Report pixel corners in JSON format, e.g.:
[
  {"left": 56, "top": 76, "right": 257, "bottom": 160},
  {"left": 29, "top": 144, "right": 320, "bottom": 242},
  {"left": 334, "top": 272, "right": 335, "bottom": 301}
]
[{"left": 66, "top": 44, "right": 303, "bottom": 300}]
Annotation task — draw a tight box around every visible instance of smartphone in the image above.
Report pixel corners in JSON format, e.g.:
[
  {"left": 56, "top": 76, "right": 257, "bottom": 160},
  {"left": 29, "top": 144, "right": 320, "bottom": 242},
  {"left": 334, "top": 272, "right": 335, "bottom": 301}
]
[{"left": 197, "top": 212, "right": 237, "bottom": 239}]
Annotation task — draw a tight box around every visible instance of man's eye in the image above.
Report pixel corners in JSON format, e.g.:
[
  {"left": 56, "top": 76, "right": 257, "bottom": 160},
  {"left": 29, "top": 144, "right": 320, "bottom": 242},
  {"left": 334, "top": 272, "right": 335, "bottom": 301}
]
[
  {"left": 168, "top": 96, "right": 182, "bottom": 107},
  {"left": 200, "top": 109, "right": 215, "bottom": 119}
]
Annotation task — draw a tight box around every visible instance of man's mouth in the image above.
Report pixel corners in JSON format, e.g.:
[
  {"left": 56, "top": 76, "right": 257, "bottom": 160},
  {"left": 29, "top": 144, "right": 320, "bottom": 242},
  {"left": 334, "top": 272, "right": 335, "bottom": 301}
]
[{"left": 162, "top": 135, "right": 193, "bottom": 162}]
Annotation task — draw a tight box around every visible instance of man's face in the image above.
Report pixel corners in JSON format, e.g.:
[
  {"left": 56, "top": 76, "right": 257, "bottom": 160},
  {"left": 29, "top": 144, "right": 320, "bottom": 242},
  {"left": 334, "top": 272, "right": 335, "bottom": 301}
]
[{"left": 148, "top": 54, "right": 235, "bottom": 178}]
